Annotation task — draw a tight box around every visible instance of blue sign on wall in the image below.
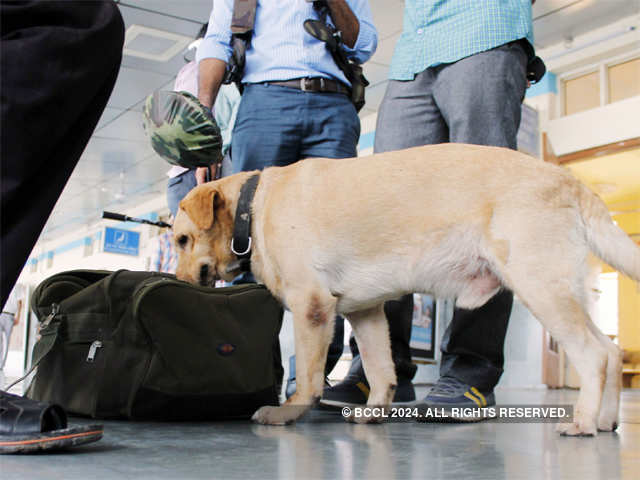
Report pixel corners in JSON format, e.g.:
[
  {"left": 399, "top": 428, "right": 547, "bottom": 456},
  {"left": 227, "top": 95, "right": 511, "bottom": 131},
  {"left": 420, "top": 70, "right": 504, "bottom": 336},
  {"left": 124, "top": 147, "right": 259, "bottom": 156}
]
[{"left": 104, "top": 227, "right": 140, "bottom": 256}]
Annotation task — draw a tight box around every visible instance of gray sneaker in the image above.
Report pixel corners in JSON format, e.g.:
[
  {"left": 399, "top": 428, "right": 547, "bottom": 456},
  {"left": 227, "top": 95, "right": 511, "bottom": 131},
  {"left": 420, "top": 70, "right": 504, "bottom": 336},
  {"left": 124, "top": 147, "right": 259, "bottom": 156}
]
[{"left": 417, "top": 376, "right": 496, "bottom": 422}]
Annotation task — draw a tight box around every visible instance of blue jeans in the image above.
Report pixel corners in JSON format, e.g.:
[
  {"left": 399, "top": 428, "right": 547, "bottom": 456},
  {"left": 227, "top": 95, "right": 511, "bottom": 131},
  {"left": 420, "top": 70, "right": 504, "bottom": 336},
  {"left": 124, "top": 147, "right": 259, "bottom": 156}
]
[
  {"left": 167, "top": 169, "right": 197, "bottom": 218},
  {"left": 231, "top": 83, "right": 360, "bottom": 380},
  {"left": 231, "top": 83, "right": 359, "bottom": 172}
]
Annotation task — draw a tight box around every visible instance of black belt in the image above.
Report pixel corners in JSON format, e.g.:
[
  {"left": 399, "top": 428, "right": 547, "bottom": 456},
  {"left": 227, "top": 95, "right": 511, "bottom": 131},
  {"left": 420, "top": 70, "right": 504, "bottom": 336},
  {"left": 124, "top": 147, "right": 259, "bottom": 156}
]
[{"left": 265, "top": 77, "right": 350, "bottom": 95}]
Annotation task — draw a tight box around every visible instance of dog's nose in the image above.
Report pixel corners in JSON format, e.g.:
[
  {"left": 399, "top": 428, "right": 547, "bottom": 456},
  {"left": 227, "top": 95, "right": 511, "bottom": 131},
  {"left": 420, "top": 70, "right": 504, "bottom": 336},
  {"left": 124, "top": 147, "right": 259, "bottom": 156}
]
[{"left": 199, "top": 264, "right": 209, "bottom": 285}]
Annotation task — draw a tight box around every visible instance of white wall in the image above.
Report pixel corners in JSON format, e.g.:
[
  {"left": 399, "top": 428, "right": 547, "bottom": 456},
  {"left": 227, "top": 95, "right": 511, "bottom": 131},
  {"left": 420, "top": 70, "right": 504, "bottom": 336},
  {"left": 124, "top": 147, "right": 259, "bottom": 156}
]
[
  {"left": 19, "top": 195, "right": 168, "bottom": 290},
  {"left": 546, "top": 96, "right": 640, "bottom": 156}
]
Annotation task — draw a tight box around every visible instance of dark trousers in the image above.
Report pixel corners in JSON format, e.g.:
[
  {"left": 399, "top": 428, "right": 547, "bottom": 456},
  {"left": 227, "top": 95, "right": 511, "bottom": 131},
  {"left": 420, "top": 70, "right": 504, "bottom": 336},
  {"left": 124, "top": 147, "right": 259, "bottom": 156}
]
[
  {"left": 362, "top": 42, "right": 528, "bottom": 389},
  {"left": 0, "top": 1, "right": 125, "bottom": 306},
  {"left": 325, "top": 296, "right": 418, "bottom": 380}
]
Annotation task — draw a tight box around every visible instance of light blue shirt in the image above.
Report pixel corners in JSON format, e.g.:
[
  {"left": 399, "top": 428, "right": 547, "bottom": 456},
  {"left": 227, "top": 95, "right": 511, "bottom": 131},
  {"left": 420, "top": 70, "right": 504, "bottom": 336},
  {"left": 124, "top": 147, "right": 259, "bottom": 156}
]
[
  {"left": 214, "top": 84, "right": 241, "bottom": 155},
  {"left": 197, "top": 0, "right": 378, "bottom": 87},
  {"left": 390, "top": 0, "right": 534, "bottom": 80}
]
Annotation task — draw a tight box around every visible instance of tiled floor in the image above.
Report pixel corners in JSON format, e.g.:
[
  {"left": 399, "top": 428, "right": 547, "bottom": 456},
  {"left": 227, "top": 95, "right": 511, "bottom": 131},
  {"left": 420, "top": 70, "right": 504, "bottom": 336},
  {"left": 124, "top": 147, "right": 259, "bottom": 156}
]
[{"left": 2, "top": 387, "right": 639, "bottom": 479}]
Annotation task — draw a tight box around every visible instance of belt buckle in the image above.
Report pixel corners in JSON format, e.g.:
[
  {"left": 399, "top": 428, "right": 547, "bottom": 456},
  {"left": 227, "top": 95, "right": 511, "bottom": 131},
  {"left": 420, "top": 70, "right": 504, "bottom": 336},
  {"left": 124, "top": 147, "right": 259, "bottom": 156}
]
[
  {"left": 300, "top": 77, "right": 308, "bottom": 92},
  {"left": 319, "top": 77, "right": 325, "bottom": 91}
]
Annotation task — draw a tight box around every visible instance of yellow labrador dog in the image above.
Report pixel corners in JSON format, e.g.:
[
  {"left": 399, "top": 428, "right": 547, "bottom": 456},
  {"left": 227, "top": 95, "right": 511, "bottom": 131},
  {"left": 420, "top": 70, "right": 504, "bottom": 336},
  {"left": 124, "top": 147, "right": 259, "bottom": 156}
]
[{"left": 173, "top": 143, "right": 638, "bottom": 435}]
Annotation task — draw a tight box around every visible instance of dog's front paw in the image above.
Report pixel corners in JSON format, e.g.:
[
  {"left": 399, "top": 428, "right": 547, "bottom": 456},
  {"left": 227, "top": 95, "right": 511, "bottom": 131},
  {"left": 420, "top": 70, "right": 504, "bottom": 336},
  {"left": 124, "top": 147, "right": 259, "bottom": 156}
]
[
  {"left": 251, "top": 405, "right": 307, "bottom": 425},
  {"left": 556, "top": 421, "right": 597, "bottom": 437},
  {"left": 344, "top": 408, "right": 386, "bottom": 425},
  {"left": 347, "top": 415, "right": 385, "bottom": 425}
]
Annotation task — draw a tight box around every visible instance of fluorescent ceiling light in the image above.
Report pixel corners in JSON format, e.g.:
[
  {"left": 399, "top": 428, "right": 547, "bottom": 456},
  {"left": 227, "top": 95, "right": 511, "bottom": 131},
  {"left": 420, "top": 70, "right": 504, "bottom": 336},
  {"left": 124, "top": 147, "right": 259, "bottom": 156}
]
[{"left": 124, "top": 25, "right": 192, "bottom": 62}]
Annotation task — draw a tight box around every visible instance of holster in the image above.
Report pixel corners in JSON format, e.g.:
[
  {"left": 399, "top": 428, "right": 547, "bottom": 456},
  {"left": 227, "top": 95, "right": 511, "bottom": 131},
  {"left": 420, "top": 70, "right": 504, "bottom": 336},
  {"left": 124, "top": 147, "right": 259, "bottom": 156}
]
[{"left": 303, "top": 18, "right": 369, "bottom": 112}]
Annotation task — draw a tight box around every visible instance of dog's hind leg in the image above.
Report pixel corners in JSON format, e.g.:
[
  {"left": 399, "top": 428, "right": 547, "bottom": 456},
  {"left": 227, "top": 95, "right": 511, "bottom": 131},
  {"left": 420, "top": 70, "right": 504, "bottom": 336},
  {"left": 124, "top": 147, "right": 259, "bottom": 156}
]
[
  {"left": 585, "top": 317, "right": 623, "bottom": 431},
  {"left": 517, "top": 287, "right": 607, "bottom": 435},
  {"left": 252, "top": 289, "right": 336, "bottom": 425},
  {"left": 504, "top": 264, "right": 607, "bottom": 436},
  {"left": 345, "top": 304, "right": 397, "bottom": 424}
]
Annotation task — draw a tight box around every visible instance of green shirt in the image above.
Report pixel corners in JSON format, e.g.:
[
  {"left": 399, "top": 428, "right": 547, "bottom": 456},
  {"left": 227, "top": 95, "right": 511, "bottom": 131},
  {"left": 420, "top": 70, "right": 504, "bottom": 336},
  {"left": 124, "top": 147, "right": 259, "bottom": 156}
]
[{"left": 390, "top": 0, "right": 535, "bottom": 80}]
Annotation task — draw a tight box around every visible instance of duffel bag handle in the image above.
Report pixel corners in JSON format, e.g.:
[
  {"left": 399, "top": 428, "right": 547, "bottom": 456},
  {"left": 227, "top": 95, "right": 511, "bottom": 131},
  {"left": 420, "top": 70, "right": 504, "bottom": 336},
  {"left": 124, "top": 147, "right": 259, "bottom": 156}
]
[{"left": 5, "top": 304, "right": 62, "bottom": 391}]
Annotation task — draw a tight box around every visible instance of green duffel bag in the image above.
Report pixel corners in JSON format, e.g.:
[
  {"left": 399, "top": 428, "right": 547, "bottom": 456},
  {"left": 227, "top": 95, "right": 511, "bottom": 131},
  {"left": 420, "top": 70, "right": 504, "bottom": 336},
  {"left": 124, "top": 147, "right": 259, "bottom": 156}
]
[{"left": 24, "top": 269, "right": 283, "bottom": 420}]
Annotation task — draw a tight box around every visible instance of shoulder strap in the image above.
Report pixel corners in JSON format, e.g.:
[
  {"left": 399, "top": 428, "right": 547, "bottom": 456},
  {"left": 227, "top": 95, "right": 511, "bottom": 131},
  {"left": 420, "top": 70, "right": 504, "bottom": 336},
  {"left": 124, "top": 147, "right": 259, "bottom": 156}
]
[
  {"left": 224, "top": 0, "right": 258, "bottom": 92},
  {"left": 231, "top": 0, "right": 258, "bottom": 36},
  {"left": 304, "top": 3, "right": 369, "bottom": 111}
]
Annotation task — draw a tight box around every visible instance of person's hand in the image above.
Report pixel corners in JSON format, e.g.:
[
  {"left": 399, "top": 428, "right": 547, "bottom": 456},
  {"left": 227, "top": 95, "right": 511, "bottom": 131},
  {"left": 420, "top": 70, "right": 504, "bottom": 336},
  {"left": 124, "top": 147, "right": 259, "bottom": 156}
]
[
  {"left": 195, "top": 166, "right": 212, "bottom": 184},
  {"left": 200, "top": 102, "right": 215, "bottom": 122},
  {"left": 195, "top": 166, "right": 207, "bottom": 184}
]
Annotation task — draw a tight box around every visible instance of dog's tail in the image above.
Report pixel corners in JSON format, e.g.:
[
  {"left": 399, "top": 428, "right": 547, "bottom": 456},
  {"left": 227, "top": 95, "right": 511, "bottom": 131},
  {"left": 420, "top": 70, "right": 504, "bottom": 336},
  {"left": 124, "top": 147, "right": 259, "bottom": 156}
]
[{"left": 579, "top": 182, "right": 640, "bottom": 282}]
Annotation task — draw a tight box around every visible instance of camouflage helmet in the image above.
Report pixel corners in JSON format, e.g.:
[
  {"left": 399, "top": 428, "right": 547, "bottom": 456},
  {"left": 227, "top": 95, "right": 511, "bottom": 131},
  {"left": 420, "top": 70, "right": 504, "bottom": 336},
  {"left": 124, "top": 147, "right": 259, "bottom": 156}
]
[{"left": 142, "top": 90, "right": 223, "bottom": 168}]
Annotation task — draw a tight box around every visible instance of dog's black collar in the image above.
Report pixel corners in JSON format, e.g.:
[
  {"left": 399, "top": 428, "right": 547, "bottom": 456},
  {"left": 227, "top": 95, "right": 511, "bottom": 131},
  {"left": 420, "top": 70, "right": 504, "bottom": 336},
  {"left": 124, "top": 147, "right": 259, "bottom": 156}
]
[{"left": 228, "top": 173, "right": 260, "bottom": 274}]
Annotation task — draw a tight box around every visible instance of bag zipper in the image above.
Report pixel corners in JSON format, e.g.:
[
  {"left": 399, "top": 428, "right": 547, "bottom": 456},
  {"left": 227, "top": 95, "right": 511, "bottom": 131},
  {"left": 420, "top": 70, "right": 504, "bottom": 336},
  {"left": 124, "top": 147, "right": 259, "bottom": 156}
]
[
  {"left": 86, "top": 340, "right": 103, "bottom": 362},
  {"left": 131, "top": 278, "right": 265, "bottom": 319},
  {"left": 39, "top": 303, "right": 60, "bottom": 330}
]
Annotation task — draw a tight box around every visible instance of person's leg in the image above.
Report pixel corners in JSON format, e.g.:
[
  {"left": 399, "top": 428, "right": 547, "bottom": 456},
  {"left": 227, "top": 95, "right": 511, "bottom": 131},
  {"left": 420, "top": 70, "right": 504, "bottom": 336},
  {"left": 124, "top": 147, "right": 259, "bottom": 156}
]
[
  {"left": 300, "top": 90, "right": 356, "bottom": 371},
  {"left": 0, "top": 1, "right": 122, "bottom": 450},
  {"left": 322, "top": 72, "right": 447, "bottom": 405},
  {"left": 230, "top": 84, "right": 305, "bottom": 285},
  {"left": 232, "top": 84, "right": 310, "bottom": 396},
  {"left": 438, "top": 290, "right": 513, "bottom": 391},
  {"left": 376, "top": 73, "right": 448, "bottom": 387},
  {"left": 299, "top": 91, "right": 360, "bottom": 160},
  {"left": 167, "top": 170, "right": 198, "bottom": 218},
  {"left": 231, "top": 84, "right": 305, "bottom": 173},
  {"left": 284, "top": 92, "right": 357, "bottom": 398},
  {"left": 0, "top": 1, "right": 125, "bottom": 305},
  {"left": 422, "top": 42, "right": 528, "bottom": 407},
  {"left": 324, "top": 294, "right": 419, "bottom": 406},
  {"left": 374, "top": 73, "right": 450, "bottom": 152},
  {"left": 325, "top": 316, "right": 345, "bottom": 375},
  {"left": 434, "top": 42, "right": 528, "bottom": 150}
]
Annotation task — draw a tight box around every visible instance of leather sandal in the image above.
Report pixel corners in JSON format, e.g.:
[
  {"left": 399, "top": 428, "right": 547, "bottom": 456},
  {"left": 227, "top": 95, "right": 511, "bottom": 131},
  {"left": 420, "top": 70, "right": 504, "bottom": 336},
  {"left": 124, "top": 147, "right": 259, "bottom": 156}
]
[{"left": 0, "top": 390, "right": 103, "bottom": 453}]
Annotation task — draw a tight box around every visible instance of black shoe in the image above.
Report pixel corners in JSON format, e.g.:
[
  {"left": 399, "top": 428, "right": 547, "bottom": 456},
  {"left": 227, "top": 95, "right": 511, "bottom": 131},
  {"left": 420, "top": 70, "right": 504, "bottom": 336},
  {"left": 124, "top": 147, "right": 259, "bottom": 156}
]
[
  {"left": 417, "top": 375, "right": 496, "bottom": 423},
  {"left": 319, "top": 356, "right": 415, "bottom": 407}
]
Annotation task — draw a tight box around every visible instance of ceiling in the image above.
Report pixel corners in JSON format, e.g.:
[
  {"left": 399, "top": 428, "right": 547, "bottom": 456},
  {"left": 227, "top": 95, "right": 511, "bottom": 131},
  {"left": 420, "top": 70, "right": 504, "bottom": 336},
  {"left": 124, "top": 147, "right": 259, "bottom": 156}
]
[{"left": 38, "top": 0, "right": 640, "bottom": 241}]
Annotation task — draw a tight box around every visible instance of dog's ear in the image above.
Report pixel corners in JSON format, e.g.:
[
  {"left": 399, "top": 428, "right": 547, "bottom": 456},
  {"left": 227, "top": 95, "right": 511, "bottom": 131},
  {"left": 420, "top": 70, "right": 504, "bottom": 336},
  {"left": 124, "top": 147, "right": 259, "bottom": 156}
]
[{"left": 179, "top": 184, "right": 223, "bottom": 230}]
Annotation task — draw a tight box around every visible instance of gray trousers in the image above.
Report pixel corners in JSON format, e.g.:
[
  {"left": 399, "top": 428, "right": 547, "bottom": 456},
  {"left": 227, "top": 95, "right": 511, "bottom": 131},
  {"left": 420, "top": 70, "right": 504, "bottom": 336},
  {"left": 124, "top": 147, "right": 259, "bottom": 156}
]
[{"left": 373, "top": 41, "right": 529, "bottom": 390}]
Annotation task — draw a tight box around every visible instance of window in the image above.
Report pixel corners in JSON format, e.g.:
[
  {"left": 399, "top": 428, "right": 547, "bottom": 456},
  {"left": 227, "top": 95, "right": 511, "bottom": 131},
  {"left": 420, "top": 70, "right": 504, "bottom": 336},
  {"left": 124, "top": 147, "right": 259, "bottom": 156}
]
[
  {"left": 563, "top": 71, "right": 600, "bottom": 116},
  {"left": 608, "top": 57, "right": 640, "bottom": 104}
]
